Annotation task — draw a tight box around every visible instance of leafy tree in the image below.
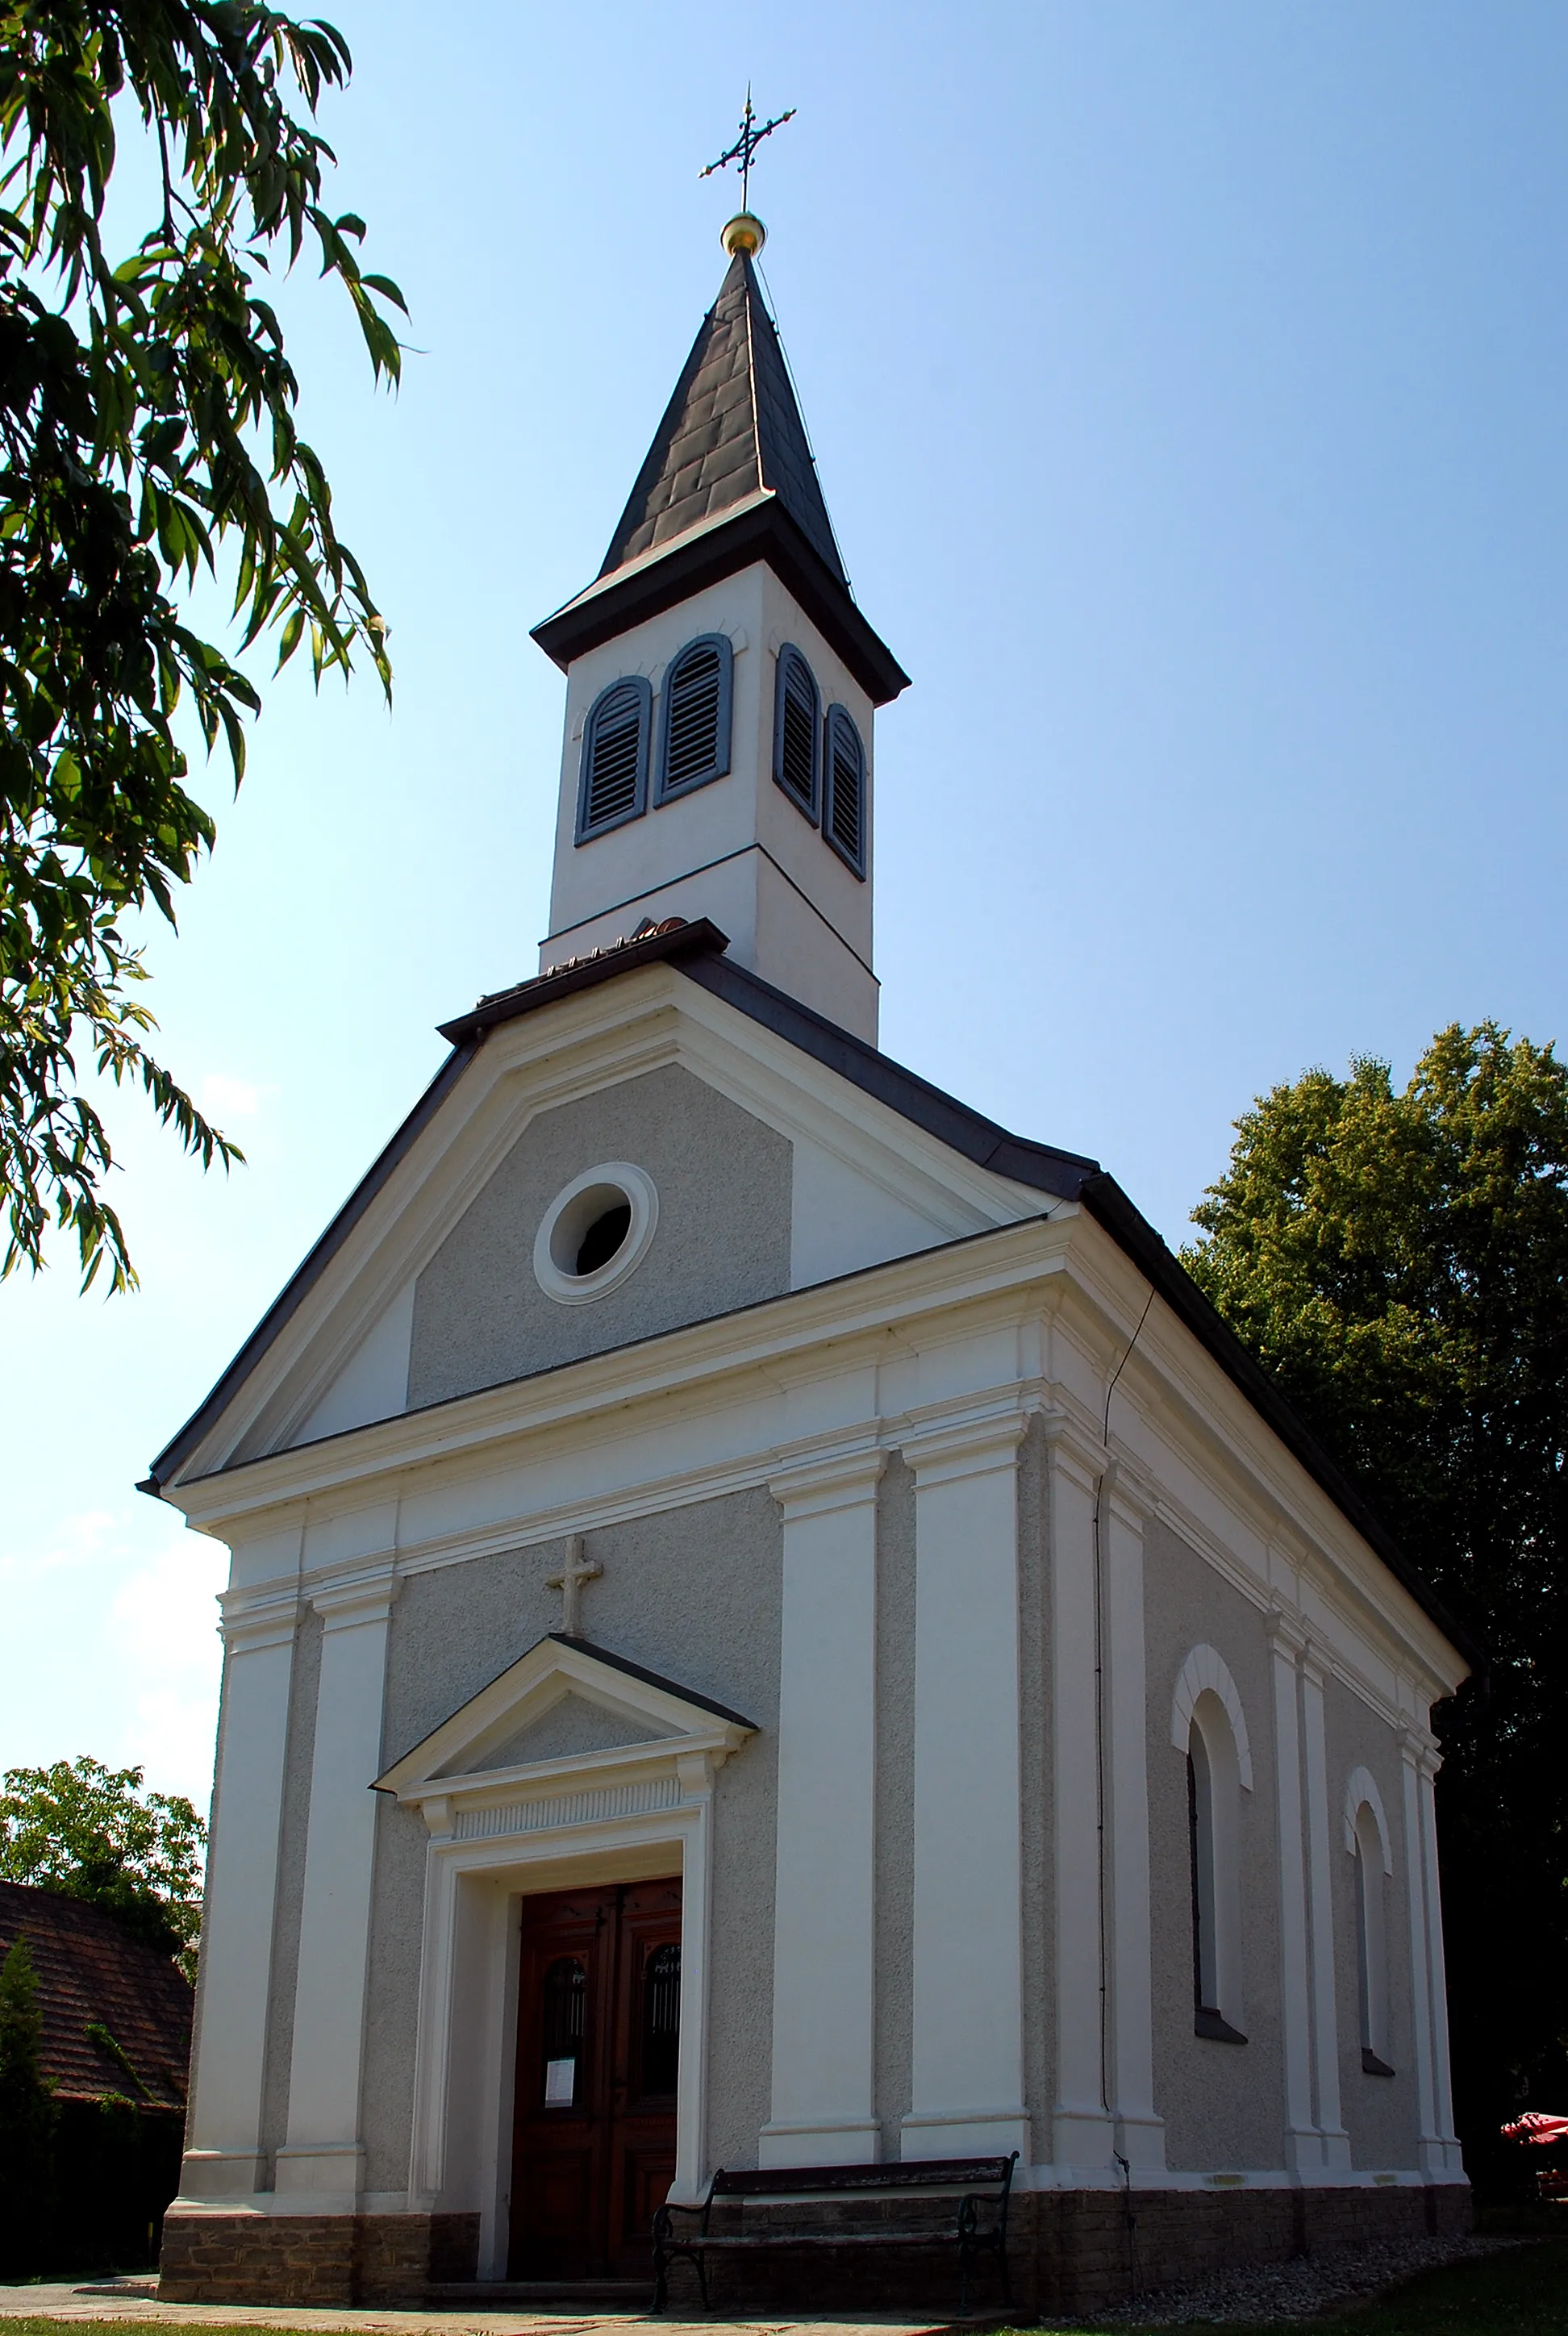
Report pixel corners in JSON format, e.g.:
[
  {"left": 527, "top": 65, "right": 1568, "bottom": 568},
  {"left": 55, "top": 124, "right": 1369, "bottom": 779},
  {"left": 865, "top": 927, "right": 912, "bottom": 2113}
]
[
  {"left": 1, "top": 2, "right": 403, "bottom": 1292},
  {"left": 0, "top": 1756, "right": 205, "bottom": 1978},
  {"left": 0, "top": 1935, "right": 58, "bottom": 2275},
  {"left": 1183, "top": 1021, "right": 1568, "bottom": 2188}
]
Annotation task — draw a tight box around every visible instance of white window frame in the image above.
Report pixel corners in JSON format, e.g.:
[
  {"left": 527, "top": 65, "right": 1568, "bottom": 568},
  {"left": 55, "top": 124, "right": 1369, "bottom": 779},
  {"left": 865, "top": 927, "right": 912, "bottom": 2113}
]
[
  {"left": 1343, "top": 1765, "right": 1395, "bottom": 2073},
  {"left": 1173, "top": 1646, "right": 1253, "bottom": 2042}
]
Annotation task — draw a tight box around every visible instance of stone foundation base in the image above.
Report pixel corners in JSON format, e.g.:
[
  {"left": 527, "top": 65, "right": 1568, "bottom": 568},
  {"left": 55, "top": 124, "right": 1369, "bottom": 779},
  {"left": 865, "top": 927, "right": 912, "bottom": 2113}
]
[
  {"left": 157, "top": 2209, "right": 479, "bottom": 2306},
  {"left": 671, "top": 2181, "right": 1474, "bottom": 2319},
  {"left": 159, "top": 2183, "right": 1468, "bottom": 2313}
]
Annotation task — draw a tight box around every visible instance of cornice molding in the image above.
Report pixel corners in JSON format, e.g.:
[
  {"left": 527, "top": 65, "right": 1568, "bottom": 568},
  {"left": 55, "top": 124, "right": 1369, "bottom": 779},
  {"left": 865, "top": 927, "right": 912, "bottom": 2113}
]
[
  {"left": 900, "top": 1408, "right": 1029, "bottom": 1486},
  {"left": 219, "top": 1588, "right": 300, "bottom": 1652},
  {"left": 769, "top": 1445, "right": 887, "bottom": 1517},
  {"left": 312, "top": 1566, "right": 400, "bottom": 1629}
]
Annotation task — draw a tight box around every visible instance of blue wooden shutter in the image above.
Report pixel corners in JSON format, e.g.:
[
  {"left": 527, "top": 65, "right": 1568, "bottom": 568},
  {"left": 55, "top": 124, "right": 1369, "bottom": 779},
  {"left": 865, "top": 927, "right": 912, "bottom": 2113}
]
[
  {"left": 577, "top": 677, "right": 652, "bottom": 840},
  {"left": 657, "top": 635, "right": 732, "bottom": 800},
  {"left": 772, "top": 645, "right": 820, "bottom": 822},
  {"left": 823, "top": 705, "right": 867, "bottom": 878}
]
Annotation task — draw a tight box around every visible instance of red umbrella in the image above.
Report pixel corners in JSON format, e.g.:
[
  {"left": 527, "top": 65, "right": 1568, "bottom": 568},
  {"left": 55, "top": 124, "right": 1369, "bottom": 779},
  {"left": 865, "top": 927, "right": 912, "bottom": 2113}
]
[{"left": 1500, "top": 2112, "right": 1568, "bottom": 2145}]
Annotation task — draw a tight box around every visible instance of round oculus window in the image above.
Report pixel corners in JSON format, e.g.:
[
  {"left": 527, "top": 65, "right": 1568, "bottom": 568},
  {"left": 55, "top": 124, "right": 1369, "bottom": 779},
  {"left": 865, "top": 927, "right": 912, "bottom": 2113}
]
[{"left": 533, "top": 1162, "right": 658, "bottom": 1304}]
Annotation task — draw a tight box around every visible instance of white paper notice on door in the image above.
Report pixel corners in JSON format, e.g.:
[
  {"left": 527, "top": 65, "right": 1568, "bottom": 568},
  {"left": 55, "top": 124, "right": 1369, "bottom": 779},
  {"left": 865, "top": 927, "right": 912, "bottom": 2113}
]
[{"left": 544, "top": 2057, "right": 576, "bottom": 2105}]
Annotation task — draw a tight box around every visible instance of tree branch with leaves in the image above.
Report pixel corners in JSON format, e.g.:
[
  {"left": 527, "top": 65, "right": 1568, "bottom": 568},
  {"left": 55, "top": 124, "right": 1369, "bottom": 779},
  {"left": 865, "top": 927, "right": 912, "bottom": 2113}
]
[{"left": 0, "top": 1, "right": 404, "bottom": 1290}]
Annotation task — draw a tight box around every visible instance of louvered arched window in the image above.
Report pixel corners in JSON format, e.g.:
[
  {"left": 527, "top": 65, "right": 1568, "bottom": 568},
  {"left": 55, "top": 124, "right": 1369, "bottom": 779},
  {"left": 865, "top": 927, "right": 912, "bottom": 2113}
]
[
  {"left": 823, "top": 705, "right": 867, "bottom": 878},
  {"left": 576, "top": 676, "right": 652, "bottom": 842},
  {"left": 772, "top": 645, "right": 820, "bottom": 823},
  {"left": 657, "top": 635, "right": 732, "bottom": 803}
]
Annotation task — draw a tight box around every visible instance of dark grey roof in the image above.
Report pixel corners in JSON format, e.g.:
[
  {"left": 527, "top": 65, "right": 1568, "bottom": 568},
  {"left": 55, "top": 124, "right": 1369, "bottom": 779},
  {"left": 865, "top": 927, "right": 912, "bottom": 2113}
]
[
  {"left": 141, "top": 922, "right": 1479, "bottom": 1675},
  {"left": 600, "top": 252, "right": 846, "bottom": 584},
  {"left": 531, "top": 258, "right": 911, "bottom": 707}
]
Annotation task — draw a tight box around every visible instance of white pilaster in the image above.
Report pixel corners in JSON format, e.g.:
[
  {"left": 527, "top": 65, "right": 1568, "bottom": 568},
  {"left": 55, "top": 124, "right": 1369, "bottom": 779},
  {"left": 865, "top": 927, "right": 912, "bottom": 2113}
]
[
  {"left": 901, "top": 1415, "right": 1029, "bottom": 2164},
  {"left": 761, "top": 1448, "right": 885, "bottom": 2166},
  {"left": 1300, "top": 1649, "right": 1350, "bottom": 2170},
  {"left": 179, "top": 1592, "right": 299, "bottom": 2198},
  {"left": 1103, "top": 1475, "right": 1164, "bottom": 2170},
  {"left": 276, "top": 1568, "right": 400, "bottom": 2205},
  {"left": 1399, "top": 1732, "right": 1442, "bottom": 2171},
  {"left": 1416, "top": 1743, "right": 1462, "bottom": 2173},
  {"left": 1049, "top": 1429, "right": 1115, "bottom": 2174},
  {"left": 1266, "top": 1614, "right": 1320, "bottom": 2173}
]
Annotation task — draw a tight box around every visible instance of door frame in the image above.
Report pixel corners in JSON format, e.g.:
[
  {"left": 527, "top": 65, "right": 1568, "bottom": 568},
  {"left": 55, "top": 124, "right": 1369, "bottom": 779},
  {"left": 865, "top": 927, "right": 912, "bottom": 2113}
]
[{"left": 405, "top": 1754, "right": 721, "bottom": 2279}]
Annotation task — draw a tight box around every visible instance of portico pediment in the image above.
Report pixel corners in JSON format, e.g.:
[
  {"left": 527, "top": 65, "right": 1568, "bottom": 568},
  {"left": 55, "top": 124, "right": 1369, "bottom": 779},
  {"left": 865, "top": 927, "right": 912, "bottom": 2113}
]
[{"left": 372, "top": 1633, "right": 756, "bottom": 1836}]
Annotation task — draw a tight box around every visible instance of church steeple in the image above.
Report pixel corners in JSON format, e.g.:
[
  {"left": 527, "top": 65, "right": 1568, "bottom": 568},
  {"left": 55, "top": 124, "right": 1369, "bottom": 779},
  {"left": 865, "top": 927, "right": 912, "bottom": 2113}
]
[
  {"left": 598, "top": 248, "right": 849, "bottom": 588},
  {"left": 531, "top": 230, "right": 907, "bottom": 1045}
]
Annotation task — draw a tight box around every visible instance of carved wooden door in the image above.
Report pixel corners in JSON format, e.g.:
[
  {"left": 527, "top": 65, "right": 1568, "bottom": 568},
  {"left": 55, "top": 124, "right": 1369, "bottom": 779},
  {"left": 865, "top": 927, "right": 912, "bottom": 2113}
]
[{"left": 508, "top": 1878, "right": 682, "bottom": 2280}]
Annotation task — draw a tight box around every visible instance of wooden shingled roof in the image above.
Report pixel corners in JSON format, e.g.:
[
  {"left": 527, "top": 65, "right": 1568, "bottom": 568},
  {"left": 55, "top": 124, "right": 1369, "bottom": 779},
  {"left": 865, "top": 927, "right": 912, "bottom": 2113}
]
[{"left": 0, "top": 1879, "right": 193, "bottom": 2110}]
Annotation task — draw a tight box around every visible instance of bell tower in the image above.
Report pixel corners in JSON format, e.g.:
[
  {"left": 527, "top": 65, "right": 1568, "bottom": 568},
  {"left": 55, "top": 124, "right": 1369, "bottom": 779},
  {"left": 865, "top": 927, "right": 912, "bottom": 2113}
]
[{"left": 530, "top": 212, "right": 908, "bottom": 1045}]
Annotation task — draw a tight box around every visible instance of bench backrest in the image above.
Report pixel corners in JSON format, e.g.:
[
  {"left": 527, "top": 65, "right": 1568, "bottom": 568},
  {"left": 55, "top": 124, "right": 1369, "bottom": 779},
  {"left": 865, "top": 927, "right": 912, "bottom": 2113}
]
[{"left": 709, "top": 2153, "right": 1016, "bottom": 2203}]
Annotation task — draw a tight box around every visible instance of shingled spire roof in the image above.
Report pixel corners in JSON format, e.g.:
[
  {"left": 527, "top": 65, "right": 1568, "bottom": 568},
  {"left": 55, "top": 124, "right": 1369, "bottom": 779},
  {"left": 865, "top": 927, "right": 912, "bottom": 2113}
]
[
  {"left": 599, "top": 251, "right": 848, "bottom": 585},
  {"left": 532, "top": 247, "right": 909, "bottom": 706}
]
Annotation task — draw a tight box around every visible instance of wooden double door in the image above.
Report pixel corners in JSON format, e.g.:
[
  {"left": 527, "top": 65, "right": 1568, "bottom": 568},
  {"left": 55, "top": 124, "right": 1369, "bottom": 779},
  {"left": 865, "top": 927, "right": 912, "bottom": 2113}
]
[{"left": 508, "top": 1878, "right": 682, "bottom": 2280}]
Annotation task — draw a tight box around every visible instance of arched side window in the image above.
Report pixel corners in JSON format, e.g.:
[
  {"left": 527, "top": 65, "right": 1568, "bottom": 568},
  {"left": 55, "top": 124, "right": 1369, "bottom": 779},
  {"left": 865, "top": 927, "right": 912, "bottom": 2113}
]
[
  {"left": 1173, "top": 1646, "right": 1251, "bottom": 2045},
  {"left": 773, "top": 644, "right": 821, "bottom": 823},
  {"left": 577, "top": 676, "right": 652, "bottom": 841},
  {"left": 657, "top": 635, "right": 733, "bottom": 803},
  {"left": 1344, "top": 1767, "right": 1395, "bottom": 2076},
  {"left": 823, "top": 705, "right": 868, "bottom": 878}
]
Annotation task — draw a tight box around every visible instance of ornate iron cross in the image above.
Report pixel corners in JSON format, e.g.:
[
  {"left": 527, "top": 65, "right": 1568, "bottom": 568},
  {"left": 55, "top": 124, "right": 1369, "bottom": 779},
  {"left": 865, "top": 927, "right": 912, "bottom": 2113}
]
[{"left": 701, "top": 86, "right": 796, "bottom": 213}]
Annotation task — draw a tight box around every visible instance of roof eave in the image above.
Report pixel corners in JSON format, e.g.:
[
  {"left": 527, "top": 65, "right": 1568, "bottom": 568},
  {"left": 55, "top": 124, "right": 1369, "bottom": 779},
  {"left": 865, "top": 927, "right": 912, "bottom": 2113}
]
[{"left": 531, "top": 496, "right": 911, "bottom": 708}]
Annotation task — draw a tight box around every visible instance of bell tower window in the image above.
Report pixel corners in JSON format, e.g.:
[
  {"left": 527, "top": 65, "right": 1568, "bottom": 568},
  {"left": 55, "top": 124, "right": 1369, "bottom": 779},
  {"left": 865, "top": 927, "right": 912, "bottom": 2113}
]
[
  {"left": 824, "top": 705, "right": 867, "bottom": 878},
  {"left": 577, "top": 677, "right": 652, "bottom": 841},
  {"left": 773, "top": 644, "right": 820, "bottom": 821},
  {"left": 657, "top": 635, "right": 733, "bottom": 801}
]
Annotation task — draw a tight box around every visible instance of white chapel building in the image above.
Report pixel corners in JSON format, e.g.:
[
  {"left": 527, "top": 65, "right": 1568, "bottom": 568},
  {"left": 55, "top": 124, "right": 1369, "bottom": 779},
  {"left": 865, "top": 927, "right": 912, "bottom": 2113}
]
[{"left": 151, "top": 219, "right": 1473, "bottom": 2311}]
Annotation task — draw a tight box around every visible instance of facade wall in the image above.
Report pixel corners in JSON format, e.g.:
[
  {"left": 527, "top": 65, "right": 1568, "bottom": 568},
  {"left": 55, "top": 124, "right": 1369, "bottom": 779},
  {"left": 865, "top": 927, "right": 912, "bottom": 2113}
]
[
  {"left": 1017, "top": 1417, "right": 1055, "bottom": 2159},
  {"left": 1143, "top": 1517, "right": 1286, "bottom": 2172},
  {"left": 871, "top": 1454, "right": 916, "bottom": 2153},
  {"left": 257, "top": 1607, "right": 322, "bottom": 2176},
  {"left": 407, "top": 1065, "right": 792, "bottom": 1408},
  {"left": 1324, "top": 1674, "right": 1422, "bottom": 2171},
  {"left": 349, "top": 1485, "right": 783, "bottom": 2196}
]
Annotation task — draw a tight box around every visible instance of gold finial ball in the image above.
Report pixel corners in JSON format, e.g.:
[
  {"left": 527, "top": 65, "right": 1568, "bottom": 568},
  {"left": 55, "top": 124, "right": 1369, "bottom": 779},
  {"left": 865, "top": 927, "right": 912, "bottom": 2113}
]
[{"left": 721, "top": 211, "right": 766, "bottom": 258}]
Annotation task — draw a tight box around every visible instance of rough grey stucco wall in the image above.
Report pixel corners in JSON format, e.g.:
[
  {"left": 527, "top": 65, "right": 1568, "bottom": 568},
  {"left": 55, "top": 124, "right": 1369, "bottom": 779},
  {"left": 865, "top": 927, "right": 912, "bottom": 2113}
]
[
  {"left": 873, "top": 1454, "right": 915, "bottom": 2152},
  {"left": 1324, "top": 1676, "right": 1421, "bottom": 2171},
  {"left": 407, "top": 1066, "right": 792, "bottom": 1409},
  {"left": 1143, "top": 1518, "right": 1284, "bottom": 2171},
  {"left": 359, "top": 1485, "right": 782, "bottom": 2193},
  {"left": 258, "top": 1608, "right": 323, "bottom": 2180},
  {"left": 464, "top": 1693, "right": 662, "bottom": 1772}
]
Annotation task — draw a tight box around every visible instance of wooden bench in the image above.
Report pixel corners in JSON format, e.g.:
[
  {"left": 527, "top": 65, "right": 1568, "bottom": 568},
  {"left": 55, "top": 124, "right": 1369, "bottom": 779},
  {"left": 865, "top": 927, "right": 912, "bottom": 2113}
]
[{"left": 652, "top": 2152, "right": 1017, "bottom": 2316}]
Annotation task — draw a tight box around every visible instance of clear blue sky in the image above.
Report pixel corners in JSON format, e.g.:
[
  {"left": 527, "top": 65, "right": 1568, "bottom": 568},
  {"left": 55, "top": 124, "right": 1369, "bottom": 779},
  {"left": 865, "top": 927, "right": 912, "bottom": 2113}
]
[{"left": 3, "top": 0, "right": 1564, "bottom": 1810}]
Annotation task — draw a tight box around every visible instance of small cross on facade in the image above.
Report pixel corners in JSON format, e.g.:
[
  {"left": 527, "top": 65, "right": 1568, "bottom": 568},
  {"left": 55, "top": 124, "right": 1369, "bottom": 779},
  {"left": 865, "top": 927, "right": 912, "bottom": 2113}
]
[{"left": 546, "top": 1534, "right": 602, "bottom": 1637}]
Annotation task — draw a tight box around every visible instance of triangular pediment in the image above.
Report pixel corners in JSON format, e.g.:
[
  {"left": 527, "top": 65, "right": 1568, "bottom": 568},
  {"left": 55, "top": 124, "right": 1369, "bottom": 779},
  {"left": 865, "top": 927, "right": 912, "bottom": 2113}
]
[
  {"left": 148, "top": 950, "right": 1064, "bottom": 1489},
  {"left": 373, "top": 1635, "right": 756, "bottom": 1812}
]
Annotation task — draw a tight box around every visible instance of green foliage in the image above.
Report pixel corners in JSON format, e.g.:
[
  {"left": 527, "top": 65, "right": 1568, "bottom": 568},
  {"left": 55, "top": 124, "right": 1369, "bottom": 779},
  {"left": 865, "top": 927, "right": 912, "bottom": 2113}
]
[
  {"left": 0, "top": 1935, "right": 58, "bottom": 2277},
  {"left": 0, "top": 2, "right": 403, "bottom": 1292},
  {"left": 0, "top": 1755, "right": 206, "bottom": 1977},
  {"left": 1183, "top": 1022, "right": 1568, "bottom": 2182}
]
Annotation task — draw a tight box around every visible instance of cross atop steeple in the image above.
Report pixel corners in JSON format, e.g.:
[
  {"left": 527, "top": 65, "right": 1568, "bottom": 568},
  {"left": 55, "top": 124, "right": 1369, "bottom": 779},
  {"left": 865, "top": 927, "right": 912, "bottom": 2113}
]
[{"left": 701, "top": 86, "right": 795, "bottom": 217}]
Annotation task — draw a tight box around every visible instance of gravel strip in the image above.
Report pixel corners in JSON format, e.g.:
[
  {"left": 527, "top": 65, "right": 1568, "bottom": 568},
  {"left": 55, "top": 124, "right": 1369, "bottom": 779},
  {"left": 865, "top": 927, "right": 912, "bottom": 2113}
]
[{"left": 1083, "top": 2230, "right": 1520, "bottom": 2324}]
